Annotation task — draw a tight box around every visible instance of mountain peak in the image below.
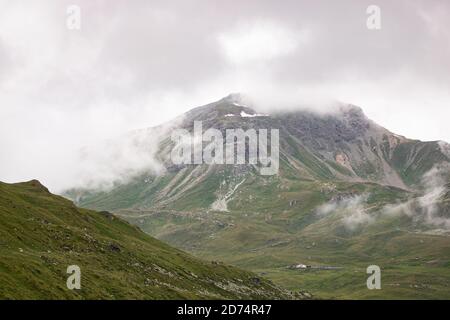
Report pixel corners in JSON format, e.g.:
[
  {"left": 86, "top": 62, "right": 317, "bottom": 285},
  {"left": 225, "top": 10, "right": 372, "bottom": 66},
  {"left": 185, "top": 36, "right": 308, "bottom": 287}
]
[
  {"left": 222, "top": 92, "right": 244, "bottom": 103},
  {"left": 21, "top": 179, "right": 50, "bottom": 193},
  {"left": 183, "top": 94, "right": 257, "bottom": 123}
]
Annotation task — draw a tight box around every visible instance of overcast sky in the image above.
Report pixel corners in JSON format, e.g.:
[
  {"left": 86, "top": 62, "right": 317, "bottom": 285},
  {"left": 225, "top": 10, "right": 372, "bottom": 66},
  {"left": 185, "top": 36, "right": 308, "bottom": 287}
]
[{"left": 0, "top": 0, "right": 449, "bottom": 191}]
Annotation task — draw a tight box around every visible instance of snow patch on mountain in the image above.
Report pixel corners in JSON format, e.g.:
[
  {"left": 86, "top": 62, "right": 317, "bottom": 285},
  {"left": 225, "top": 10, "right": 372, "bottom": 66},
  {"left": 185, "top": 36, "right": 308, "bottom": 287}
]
[
  {"left": 224, "top": 111, "right": 269, "bottom": 118},
  {"left": 240, "top": 111, "right": 268, "bottom": 117}
]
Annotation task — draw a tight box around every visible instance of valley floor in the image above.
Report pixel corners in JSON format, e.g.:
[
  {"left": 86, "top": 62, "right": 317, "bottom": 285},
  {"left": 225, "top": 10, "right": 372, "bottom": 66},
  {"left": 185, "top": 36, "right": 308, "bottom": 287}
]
[{"left": 117, "top": 208, "right": 450, "bottom": 299}]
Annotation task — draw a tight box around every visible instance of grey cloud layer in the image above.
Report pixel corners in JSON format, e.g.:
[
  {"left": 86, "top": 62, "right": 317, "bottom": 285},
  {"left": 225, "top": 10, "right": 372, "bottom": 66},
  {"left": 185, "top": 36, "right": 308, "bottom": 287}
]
[{"left": 0, "top": 0, "right": 449, "bottom": 190}]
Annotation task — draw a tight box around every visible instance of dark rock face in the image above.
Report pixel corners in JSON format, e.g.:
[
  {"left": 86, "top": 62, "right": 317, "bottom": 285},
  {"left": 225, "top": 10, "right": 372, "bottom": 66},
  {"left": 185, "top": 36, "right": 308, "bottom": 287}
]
[
  {"left": 100, "top": 211, "right": 115, "bottom": 220},
  {"left": 180, "top": 96, "right": 372, "bottom": 155},
  {"left": 250, "top": 277, "right": 261, "bottom": 285},
  {"left": 280, "top": 107, "right": 368, "bottom": 141},
  {"left": 108, "top": 243, "right": 121, "bottom": 252}
]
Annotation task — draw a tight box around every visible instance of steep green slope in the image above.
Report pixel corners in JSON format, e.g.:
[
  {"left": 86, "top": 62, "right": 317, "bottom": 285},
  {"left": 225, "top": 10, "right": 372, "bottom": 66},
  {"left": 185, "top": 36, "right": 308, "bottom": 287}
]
[
  {"left": 390, "top": 140, "right": 449, "bottom": 187},
  {"left": 0, "top": 180, "right": 298, "bottom": 300}
]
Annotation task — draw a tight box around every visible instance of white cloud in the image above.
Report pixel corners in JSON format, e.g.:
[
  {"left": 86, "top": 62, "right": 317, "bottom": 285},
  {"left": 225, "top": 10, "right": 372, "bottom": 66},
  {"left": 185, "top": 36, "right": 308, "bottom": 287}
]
[
  {"left": 315, "top": 194, "right": 374, "bottom": 230},
  {"left": 382, "top": 163, "right": 450, "bottom": 230},
  {"left": 217, "top": 20, "right": 307, "bottom": 64}
]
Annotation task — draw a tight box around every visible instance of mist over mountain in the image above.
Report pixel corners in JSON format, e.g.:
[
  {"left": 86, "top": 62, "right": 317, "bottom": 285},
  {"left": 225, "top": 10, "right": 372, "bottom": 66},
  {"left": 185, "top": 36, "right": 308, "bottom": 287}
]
[
  {"left": 63, "top": 95, "right": 450, "bottom": 298},
  {"left": 67, "top": 94, "right": 449, "bottom": 193}
]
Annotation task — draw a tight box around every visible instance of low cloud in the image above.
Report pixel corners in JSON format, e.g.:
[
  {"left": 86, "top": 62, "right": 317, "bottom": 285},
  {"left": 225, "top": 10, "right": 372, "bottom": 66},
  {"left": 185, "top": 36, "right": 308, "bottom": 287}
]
[
  {"left": 382, "top": 163, "right": 450, "bottom": 230},
  {"left": 315, "top": 194, "right": 374, "bottom": 230},
  {"left": 315, "top": 162, "right": 450, "bottom": 231},
  {"left": 68, "top": 128, "right": 166, "bottom": 191},
  {"left": 217, "top": 20, "right": 308, "bottom": 65}
]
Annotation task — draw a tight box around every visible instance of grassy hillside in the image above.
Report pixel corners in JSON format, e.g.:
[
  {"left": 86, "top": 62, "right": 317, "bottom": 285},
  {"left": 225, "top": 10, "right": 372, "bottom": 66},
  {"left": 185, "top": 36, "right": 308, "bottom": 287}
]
[{"left": 0, "top": 180, "right": 299, "bottom": 300}]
